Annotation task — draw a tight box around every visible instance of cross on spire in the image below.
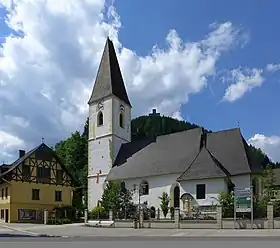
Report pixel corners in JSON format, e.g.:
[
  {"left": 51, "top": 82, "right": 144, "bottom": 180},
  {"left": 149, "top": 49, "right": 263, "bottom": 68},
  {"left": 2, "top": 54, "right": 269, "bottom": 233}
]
[{"left": 42, "top": 137, "right": 45, "bottom": 143}]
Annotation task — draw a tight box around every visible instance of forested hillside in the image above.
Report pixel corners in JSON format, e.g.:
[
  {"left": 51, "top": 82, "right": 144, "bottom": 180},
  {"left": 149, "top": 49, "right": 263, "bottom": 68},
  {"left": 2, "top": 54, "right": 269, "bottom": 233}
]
[{"left": 54, "top": 115, "right": 277, "bottom": 210}]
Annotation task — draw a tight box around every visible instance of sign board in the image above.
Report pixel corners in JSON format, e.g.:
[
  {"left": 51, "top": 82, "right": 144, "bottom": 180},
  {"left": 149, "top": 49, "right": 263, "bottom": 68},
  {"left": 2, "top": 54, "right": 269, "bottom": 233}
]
[
  {"left": 18, "top": 209, "right": 36, "bottom": 221},
  {"left": 235, "top": 188, "right": 252, "bottom": 213}
]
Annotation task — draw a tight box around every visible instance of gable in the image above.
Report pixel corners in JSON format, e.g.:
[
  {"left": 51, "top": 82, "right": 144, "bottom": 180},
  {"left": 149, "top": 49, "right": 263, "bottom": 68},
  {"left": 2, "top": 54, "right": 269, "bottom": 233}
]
[
  {"left": 206, "top": 129, "right": 253, "bottom": 175},
  {"left": 0, "top": 143, "right": 75, "bottom": 187},
  {"left": 177, "top": 147, "right": 228, "bottom": 181}
]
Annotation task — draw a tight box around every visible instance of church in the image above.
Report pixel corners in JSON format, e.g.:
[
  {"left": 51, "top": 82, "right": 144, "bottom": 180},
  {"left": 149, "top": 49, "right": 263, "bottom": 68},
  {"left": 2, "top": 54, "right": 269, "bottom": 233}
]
[{"left": 87, "top": 38, "right": 263, "bottom": 212}]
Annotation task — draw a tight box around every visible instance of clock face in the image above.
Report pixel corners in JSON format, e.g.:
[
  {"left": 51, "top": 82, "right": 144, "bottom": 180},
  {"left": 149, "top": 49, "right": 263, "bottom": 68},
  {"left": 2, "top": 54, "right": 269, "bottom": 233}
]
[{"left": 120, "top": 104, "right": 125, "bottom": 112}]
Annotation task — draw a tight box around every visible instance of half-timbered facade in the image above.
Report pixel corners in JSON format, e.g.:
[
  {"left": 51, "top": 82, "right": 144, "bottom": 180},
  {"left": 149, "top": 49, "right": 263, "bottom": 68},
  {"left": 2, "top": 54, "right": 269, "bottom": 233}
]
[{"left": 0, "top": 143, "right": 75, "bottom": 223}]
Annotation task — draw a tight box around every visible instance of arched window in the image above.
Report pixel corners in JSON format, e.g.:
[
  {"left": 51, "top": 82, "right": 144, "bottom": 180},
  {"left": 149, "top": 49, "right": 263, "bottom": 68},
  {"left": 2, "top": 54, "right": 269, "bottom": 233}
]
[
  {"left": 174, "top": 186, "right": 180, "bottom": 208},
  {"left": 97, "top": 111, "right": 103, "bottom": 126},
  {"left": 120, "top": 181, "right": 126, "bottom": 192},
  {"left": 140, "top": 180, "right": 149, "bottom": 195},
  {"left": 150, "top": 206, "right": 156, "bottom": 218},
  {"left": 119, "top": 113, "right": 124, "bottom": 128}
]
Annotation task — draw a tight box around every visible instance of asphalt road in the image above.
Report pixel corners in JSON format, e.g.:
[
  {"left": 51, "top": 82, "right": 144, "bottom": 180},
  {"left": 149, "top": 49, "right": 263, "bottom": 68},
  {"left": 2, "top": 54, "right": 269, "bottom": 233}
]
[{"left": 0, "top": 236, "right": 280, "bottom": 248}]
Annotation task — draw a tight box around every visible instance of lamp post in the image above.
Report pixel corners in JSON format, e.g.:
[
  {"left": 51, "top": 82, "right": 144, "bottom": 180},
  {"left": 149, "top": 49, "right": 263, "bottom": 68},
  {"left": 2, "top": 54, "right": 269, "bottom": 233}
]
[
  {"left": 138, "top": 182, "right": 148, "bottom": 228},
  {"left": 138, "top": 184, "right": 142, "bottom": 226}
]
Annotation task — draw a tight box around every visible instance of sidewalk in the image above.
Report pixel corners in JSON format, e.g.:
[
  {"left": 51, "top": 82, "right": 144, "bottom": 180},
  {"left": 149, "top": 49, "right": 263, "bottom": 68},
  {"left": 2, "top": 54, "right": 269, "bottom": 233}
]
[{"left": 2, "top": 223, "right": 280, "bottom": 238}]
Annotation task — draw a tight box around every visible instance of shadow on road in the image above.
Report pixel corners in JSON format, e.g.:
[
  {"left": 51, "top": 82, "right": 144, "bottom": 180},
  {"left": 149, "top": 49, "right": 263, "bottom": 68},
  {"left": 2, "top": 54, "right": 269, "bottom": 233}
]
[{"left": 0, "top": 233, "right": 54, "bottom": 238}]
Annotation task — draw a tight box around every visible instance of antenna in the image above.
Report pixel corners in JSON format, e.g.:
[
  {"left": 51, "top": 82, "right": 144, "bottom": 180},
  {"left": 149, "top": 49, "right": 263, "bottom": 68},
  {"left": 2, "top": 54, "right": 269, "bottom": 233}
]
[{"left": 237, "top": 120, "right": 240, "bottom": 128}]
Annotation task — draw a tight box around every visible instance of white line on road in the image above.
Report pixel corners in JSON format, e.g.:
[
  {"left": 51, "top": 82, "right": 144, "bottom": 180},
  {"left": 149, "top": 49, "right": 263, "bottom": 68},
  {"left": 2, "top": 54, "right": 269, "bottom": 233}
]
[
  {"left": 171, "top": 232, "right": 187, "bottom": 236},
  {"left": 0, "top": 224, "right": 41, "bottom": 236}
]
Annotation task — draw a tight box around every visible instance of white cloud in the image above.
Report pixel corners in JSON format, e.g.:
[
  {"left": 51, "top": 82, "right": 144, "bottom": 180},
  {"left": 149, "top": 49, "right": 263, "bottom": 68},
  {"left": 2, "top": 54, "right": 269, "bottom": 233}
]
[
  {"left": 248, "top": 134, "right": 280, "bottom": 162},
  {"left": 266, "top": 63, "right": 280, "bottom": 73},
  {"left": 0, "top": 130, "right": 24, "bottom": 160},
  {"left": 222, "top": 67, "right": 265, "bottom": 102},
  {"left": 0, "top": 0, "right": 246, "bottom": 162}
]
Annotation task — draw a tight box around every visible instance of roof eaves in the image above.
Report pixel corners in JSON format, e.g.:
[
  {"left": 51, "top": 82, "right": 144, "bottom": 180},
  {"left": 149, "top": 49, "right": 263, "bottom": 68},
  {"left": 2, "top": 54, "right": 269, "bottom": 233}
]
[{"left": 0, "top": 144, "right": 43, "bottom": 179}]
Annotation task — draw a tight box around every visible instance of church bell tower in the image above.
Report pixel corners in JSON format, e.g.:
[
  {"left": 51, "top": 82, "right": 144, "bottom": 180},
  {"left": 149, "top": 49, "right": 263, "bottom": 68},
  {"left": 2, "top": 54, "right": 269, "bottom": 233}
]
[{"left": 87, "top": 38, "right": 132, "bottom": 210}]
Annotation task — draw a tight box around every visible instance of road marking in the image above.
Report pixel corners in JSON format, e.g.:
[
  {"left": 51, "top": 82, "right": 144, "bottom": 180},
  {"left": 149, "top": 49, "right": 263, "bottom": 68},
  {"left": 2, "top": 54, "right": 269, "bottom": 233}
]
[
  {"left": 171, "top": 232, "right": 187, "bottom": 236},
  {"left": 0, "top": 224, "right": 41, "bottom": 236},
  {"left": 20, "top": 223, "right": 84, "bottom": 230}
]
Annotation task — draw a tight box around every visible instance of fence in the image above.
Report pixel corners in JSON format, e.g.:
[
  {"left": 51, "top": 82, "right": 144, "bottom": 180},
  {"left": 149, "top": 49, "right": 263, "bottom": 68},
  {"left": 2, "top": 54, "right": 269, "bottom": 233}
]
[
  {"left": 179, "top": 205, "right": 218, "bottom": 229},
  {"left": 84, "top": 203, "right": 280, "bottom": 229}
]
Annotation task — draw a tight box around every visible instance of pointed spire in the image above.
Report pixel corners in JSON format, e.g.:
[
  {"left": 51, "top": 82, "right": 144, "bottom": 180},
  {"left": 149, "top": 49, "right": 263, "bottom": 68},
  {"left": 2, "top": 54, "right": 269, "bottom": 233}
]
[{"left": 88, "top": 38, "right": 132, "bottom": 107}]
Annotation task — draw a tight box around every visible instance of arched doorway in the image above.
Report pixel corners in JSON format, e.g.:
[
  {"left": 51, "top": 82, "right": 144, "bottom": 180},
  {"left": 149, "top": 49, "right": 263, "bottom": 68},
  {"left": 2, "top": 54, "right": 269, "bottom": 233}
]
[
  {"left": 170, "top": 183, "right": 180, "bottom": 208},
  {"left": 174, "top": 186, "right": 180, "bottom": 208},
  {"left": 150, "top": 206, "right": 156, "bottom": 218}
]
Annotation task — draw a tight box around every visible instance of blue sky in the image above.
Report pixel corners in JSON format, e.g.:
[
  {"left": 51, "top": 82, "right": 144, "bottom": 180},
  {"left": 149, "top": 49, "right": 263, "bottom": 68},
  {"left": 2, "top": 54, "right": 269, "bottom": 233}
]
[
  {"left": 0, "top": 0, "right": 279, "bottom": 162},
  {"left": 115, "top": 0, "right": 280, "bottom": 137}
]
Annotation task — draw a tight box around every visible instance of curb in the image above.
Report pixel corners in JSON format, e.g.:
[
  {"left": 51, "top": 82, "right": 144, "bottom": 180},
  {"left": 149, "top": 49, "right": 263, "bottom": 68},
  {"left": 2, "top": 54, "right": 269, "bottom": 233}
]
[{"left": 0, "top": 224, "right": 67, "bottom": 238}]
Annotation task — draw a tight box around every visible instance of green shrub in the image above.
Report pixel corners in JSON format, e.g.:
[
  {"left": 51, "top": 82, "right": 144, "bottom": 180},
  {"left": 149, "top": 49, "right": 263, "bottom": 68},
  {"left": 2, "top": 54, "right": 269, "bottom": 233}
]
[
  {"left": 47, "top": 218, "right": 72, "bottom": 225},
  {"left": 88, "top": 206, "right": 109, "bottom": 220},
  {"left": 53, "top": 205, "right": 77, "bottom": 221},
  {"left": 218, "top": 191, "right": 234, "bottom": 218},
  {"left": 159, "top": 192, "right": 170, "bottom": 218}
]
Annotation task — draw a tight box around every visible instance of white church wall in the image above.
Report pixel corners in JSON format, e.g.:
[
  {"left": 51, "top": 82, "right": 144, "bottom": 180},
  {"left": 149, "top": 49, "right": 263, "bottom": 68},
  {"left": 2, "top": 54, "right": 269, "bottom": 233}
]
[
  {"left": 88, "top": 136, "right": 111, "bottom": 176},
  {"left": 88, "top": 175, "right": 107, "bottom": 211},
  {"left": 180, "top": 178, "right": 227, "bottom": 206},
  {"left": 123, "top": 174, "right": 252, "bottom": 211},
  {"left": 87, "top": 96, "right": 132, "bottom": 211},
  {"left": 230, "top": 174, "right": 252, "bottom": 189},
  {"left": 123, "top": 174, "right": 228, "bottom": 210},
  {"left": 124, "top": 174, "right": 179, "bottom": 210},
  {"left": 112, "top": 97, "right": 131, "bottom": 142}
]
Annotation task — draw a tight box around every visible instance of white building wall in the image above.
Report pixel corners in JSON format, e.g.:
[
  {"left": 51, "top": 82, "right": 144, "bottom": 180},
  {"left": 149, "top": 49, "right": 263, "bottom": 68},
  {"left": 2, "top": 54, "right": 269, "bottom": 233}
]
[
  {"left": 87, "top": 96, "right": 131, "bottom": 211},
  {"left": 123, "top": 173, "right": 252, "bottom": 212},
  {"left": 112, "top": 97, "right": 131, "bottom": 142},
  {"left": 125, "top": 174, "right": 179, "bottom": 209},
  {"left": 88, "top": 176, "right": 107, "bottom": 211},
  {"left": 180, "top": 178, "right": 227, "bottom": 205},
  {"left": 230, "top": 174, "right": 252, "bottom": 189},
  {"left": 123, "top": 174, "right": 227, "bottom": 210}
]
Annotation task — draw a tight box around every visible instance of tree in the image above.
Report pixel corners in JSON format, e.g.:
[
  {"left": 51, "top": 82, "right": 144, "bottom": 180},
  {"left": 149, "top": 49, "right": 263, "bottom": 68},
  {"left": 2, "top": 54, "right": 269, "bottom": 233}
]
[
  {"left": 101, "top": 181, "right": 134, "bottom": 218},
  {"left": 262, "top": 165, "right": 276, "bottom": 199},
  {"left": 54, "top": 128, "right": 88, "bottom": 210},
  {"left": 159, "top": 192, "right": 170, "bottom": 218}
]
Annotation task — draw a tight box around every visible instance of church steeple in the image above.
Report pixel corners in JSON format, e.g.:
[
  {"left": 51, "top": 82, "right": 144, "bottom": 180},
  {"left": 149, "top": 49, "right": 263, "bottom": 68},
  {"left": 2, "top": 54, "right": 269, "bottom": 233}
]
[{"left": 88, "top": 37, "right": 131, "bottom": 107}]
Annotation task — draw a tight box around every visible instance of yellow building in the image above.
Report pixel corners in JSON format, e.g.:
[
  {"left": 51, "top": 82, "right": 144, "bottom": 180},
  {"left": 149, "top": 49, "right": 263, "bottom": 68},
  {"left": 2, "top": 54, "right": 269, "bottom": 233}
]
[{"left": 0, "top": 142, "right": 75, "bottom": 223}]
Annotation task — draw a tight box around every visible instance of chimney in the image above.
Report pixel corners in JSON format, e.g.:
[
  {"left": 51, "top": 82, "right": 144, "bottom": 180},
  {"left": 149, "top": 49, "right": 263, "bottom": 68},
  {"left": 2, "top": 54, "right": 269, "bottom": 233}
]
[{"left": 19, "top": 149, "right": 25, "bottom": 158}]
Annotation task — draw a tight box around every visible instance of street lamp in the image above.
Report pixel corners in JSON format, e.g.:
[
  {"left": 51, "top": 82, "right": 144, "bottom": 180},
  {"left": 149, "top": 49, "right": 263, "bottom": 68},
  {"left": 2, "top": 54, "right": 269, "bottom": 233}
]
[{"left": 137, "top": 182, "right": 148, "bottom": 227}]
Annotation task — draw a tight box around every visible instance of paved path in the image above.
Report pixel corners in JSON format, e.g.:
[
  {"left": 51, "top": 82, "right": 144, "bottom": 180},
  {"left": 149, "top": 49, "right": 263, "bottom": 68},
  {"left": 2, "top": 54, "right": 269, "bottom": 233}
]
[
  {"left": 2, "top": 223, "right": 280, "bottom": 238},
  {"left": 0, "top": 236, "right": 280, "bottom": 248}
]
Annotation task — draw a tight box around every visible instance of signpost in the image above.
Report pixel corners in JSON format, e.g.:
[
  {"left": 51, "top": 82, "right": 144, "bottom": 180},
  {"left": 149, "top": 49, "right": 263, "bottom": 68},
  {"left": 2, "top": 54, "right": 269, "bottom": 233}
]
[{"left": 234, "top": 187, "right": 253, "bottom": 229}]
